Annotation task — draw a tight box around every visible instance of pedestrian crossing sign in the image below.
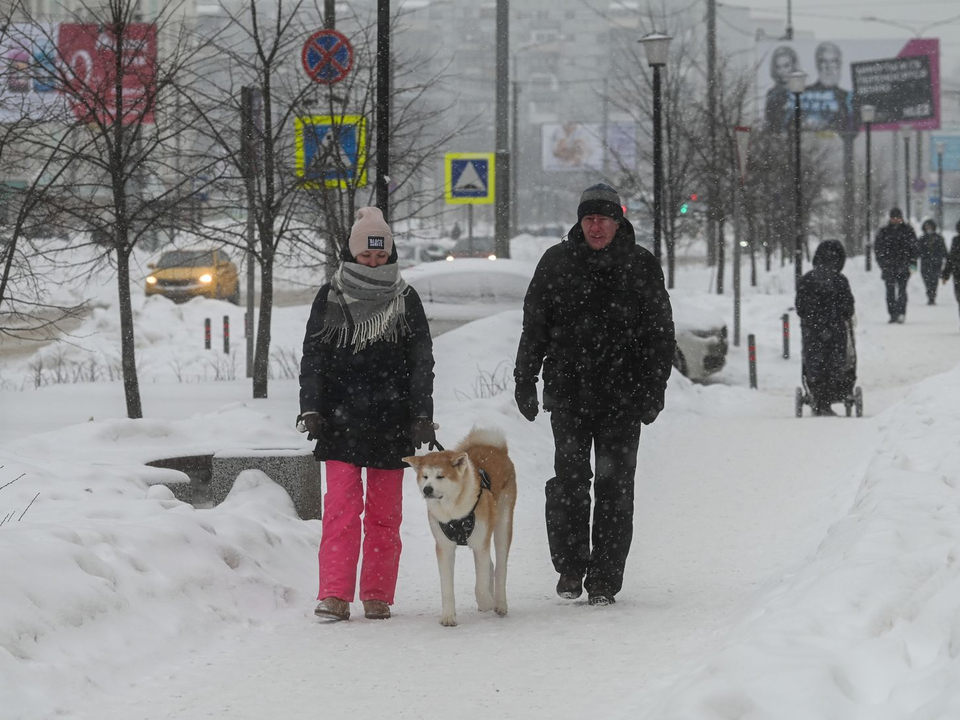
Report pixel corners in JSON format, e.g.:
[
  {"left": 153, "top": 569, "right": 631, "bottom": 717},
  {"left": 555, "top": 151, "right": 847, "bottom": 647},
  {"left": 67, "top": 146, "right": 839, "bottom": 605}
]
[
  {"left": 444, "top": 152, "right": 495, "bottom": 204},
  {"left": 295, "top": 115, "right": 368, "bottom": 189}
]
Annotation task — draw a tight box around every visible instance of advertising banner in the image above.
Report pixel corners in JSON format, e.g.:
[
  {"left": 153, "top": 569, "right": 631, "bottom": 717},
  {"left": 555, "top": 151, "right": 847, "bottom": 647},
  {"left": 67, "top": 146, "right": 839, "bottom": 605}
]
[
  {"left": 929, "top": 135, "right": 960, "bottom": 173},
  {"left": 541, "top": 122, "right": 636, "bottom": 172},
  {"left": 0, "top": 24, "right": 70, "bottom": 123},
  {"left": 757, "top": 38, "right": 940, "bottom": 134},
  {"left": 59, "top": 23, "right": 157, "bottom": 125},
  {"left": 0, "top": 23, "right": 156, "bottom": 125}
]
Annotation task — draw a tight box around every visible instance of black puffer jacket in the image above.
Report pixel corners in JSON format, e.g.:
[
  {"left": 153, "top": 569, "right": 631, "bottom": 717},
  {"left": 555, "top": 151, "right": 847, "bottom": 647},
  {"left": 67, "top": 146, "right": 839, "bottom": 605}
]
[
  {"left": 515, "top": 219, "right": 675, "bottom": 417},
  {"left": 874, "top": 222, "right": 918, "bottom": 281},
  {"left": 299, "top": 282, "right": 434, "bottom": 469},
  {"left": 795, "top": 240, "right": 855, "bottom": 399},
  {"left": 941, "top": 235, "right": 960, "bottom": 283}
]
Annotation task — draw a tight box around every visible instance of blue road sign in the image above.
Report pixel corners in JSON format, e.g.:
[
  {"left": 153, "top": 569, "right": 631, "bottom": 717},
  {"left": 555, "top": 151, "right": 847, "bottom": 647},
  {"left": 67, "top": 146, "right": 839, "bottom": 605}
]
[
  {"left": 295, "top": 115, "right": 367, "bottom": 189},
  {"left": 444, "top": 152, "right": 495, "bottom": 204}
]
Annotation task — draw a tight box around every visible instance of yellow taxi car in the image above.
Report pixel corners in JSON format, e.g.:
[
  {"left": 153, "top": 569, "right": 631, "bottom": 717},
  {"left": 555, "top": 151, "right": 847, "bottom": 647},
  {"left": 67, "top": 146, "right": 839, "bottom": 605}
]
[{"left": 145, "top": 249, "right": 240, "bottom": 304}]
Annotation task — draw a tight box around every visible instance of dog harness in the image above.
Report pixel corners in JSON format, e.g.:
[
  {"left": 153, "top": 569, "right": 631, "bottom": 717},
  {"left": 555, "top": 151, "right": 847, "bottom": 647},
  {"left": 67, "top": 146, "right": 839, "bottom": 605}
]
[{"left": 437, "top": 469, "right": 493, "bottom": 546}]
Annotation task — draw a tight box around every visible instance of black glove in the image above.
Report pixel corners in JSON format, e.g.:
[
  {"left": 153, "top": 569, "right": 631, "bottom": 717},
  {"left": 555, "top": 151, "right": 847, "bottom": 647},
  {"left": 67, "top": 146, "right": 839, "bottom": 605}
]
[
  {"left": 640, "top": 388, "right": 664, "bottom": 426},
  {"left": 640, "top": 407, "right": 660, "bottom": 426},
  {"left": 515, "top": 382, "right": 539, "bottom": 422},
  {"left": 298, "top": 412, "right": 324, "bottom": 441},
  {"left": 411, "top": 417, "right": 437, "bottom": 449}
]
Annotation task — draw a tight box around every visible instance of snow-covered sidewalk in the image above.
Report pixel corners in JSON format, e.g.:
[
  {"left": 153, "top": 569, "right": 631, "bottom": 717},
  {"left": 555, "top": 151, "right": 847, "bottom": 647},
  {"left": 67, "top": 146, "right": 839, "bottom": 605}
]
[{"left": 2, "top": 261, "right": 960, "bottom": 720}]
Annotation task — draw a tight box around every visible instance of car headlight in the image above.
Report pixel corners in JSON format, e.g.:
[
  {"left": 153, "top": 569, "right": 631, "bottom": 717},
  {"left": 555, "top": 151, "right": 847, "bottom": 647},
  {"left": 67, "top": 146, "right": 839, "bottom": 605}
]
[
  {"left": 199, "top": 274, "right": 213, "bottom": 284},
  {"left": 446, "top": 256, "right": 455, "bottom": 262},
  {"left": 488, "top": 254, "right": 497, "bottom": 261},
  {"left": 146, "top": 276, "right": 157, "bottom": 285}
]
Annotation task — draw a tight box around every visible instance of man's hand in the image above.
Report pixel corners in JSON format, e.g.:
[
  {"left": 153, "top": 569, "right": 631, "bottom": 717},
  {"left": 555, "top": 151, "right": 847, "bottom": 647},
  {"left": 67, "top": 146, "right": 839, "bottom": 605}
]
[
  {"left": 515, "top": 382, "right": 539, "bottom": 422},
  {"left": 640, "top": 407, "right": 660, "bottom": 426},
  {"left": 411, "top": 417, "right": 437, "bottom": 449}
]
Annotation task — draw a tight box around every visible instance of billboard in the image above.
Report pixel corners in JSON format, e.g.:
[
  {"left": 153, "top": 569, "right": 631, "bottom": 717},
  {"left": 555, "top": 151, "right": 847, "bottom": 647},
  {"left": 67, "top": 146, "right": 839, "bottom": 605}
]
[
  {"left": 930, "top": 135, "right": 960, "bottom": 173},
  {"left": 0, "top": 23, "right": 157, "bottom": 125},
  {"left": 541, "top": 122, "right": 636, "bottom": 172},
  {"left": 757, "top": 38, "right": 940, "bottom": 134},
  {"left": 0, "top": 24, "right": 70, "bottom": 123}
]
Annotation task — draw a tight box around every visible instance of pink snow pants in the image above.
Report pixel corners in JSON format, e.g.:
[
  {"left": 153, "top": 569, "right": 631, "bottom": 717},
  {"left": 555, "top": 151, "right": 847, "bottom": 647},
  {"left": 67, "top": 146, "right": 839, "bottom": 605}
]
[{"left": 317, "top": 460, "right": 404, "bottom": 604}]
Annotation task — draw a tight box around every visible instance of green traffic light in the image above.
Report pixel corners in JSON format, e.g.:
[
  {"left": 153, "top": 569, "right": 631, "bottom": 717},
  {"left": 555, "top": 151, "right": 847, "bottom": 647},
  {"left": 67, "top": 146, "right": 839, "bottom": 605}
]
[{"left": 680, "top": 203, "right": 688, "bottom": 214}]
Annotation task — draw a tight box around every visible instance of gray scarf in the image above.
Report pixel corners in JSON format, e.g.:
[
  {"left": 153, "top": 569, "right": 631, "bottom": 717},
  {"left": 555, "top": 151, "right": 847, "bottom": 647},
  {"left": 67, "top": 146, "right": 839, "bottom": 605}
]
[{"left": 314, "top": 262, "right": 410, "bottom": 351}]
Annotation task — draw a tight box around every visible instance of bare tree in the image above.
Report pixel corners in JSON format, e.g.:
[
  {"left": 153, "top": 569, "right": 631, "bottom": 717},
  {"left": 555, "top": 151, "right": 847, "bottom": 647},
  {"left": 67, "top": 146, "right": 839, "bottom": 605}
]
[{"left": 10, "top": 0, "right": 208, "bottom": 417}]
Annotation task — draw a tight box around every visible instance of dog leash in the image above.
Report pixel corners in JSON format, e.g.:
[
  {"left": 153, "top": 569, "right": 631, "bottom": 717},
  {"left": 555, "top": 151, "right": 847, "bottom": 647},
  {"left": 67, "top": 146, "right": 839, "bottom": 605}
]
[{"left": 428, "top": 421, "right": 444, "bottom": 451}]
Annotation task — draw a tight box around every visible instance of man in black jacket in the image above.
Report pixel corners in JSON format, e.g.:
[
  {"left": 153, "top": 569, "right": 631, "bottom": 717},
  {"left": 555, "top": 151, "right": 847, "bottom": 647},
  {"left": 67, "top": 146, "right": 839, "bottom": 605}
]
[
  {"left": 874, "top": 207, "right": 918, "bottom": 323},
  {"left": 514, "top": 183, "right": 675, "bottom": 606}
]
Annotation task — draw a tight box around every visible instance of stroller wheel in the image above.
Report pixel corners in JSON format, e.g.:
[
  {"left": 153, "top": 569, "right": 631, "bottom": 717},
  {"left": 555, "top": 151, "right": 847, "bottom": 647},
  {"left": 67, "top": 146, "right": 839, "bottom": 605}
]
[
  {"left": 795, "top": 387, "right": 804, "bottom": 418},
  {"left": 854, "top": 387, "right": 864, "bottom": 418}
]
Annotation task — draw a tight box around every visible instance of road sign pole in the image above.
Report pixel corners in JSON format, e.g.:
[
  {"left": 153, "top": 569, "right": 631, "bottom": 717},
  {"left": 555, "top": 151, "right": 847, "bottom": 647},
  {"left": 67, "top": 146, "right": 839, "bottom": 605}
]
[
  {"left": 468, "top": 205, "right": 474, "bottom": 247},
  {"left": 494, "top": 0, "right": 510, "bottom": 259},
  {"left": 376, "top": 0, "right": 390, "bottom": 221}
]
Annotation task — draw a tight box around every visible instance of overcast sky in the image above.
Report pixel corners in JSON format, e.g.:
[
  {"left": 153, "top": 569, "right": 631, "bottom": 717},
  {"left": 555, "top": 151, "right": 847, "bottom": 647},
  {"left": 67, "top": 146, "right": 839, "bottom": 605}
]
[{"left": 721, "top": 0, "right": 960, "bottom": 100}]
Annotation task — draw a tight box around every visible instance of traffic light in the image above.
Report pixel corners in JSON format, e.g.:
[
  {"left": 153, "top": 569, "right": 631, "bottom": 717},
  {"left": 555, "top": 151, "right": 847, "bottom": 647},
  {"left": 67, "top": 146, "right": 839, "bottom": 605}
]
[{"left": 680, "top": 202, "right": 689, "bottom": 214}]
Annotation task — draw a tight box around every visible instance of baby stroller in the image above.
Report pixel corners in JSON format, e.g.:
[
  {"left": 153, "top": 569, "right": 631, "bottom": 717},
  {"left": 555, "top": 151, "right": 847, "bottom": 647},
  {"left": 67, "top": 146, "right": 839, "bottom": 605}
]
[{"left": 795, "top": 318, "right": 863, "bottom": 418}]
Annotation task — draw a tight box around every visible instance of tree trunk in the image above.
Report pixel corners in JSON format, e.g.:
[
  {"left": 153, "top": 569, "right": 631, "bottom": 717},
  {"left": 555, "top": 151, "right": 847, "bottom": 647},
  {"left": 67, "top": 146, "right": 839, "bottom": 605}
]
[
  {"left": 253, "top": 251, "right": 273, "bottom": 398},
  {"left": 115, "top": 249, "right": 143, "bottom": 418}
]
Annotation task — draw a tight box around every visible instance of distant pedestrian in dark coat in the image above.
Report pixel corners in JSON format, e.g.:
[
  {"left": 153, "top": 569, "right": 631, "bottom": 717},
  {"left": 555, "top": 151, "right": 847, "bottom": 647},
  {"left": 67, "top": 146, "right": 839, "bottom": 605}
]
[
  {"left": 918, "top": 219, "right": 948, "bottom": 305},
  {"left": 514, "top": 183, "right": 675, "bottom": 606},
  {"left": 941, "top": 219, "right": 960, "bottom": 329},
  {"left": 299, "top": 206, "right": 436, "bottom": 622},
  {"left": 795, "top": 240, "right": 855, "bottom": 416},
  {"left": 874, "top": 207, "right": 918, "bottom": 323}
]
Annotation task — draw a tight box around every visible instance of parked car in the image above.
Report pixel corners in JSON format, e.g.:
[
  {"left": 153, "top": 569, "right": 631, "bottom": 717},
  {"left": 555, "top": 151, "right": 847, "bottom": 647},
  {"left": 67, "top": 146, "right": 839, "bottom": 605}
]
[
  {"left": 445, "top": 235, "right": 499, "bottom": 260},
  {"left": 145, "top": 249, "right": 240, "bottom": 304},
  {"left": 404, "top": 258, "right": 728, "bottom": 380},
  {"left": 671, "top": 298, "right": 727, "bottom": 380},
  {"left": 396, "top": 240, "right": 450, "bottom": 269}
]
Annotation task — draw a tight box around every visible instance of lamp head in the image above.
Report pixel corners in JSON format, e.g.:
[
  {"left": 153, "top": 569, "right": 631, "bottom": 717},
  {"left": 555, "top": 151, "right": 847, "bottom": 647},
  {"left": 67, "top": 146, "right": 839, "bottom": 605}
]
[
  {"left": 860, "top": 104, "right": 876, "bottom": 124},
  {"left": 638, "top": 32, "right": 672, "bottom": 66},
  {"left": 786, "top": 70, "right": 807, "bottom": 94}
]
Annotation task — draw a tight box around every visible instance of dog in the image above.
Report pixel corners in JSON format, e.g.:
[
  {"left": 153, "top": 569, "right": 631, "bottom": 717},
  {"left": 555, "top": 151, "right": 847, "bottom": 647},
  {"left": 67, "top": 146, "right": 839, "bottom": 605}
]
[{"left": 404, "top": 426, "right": 517, "bottom": 627}]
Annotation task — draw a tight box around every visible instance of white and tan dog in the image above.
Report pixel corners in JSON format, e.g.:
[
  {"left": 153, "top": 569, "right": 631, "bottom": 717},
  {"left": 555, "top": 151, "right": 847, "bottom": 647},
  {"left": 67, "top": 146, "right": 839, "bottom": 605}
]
[{"left": 404, "top": 427, "right": 517, "bottom": 627}]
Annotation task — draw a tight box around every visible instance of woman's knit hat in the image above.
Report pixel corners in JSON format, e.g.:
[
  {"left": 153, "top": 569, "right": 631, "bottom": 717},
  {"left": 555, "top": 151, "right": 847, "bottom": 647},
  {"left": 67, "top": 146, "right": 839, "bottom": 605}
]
[{"left": 348, "top": 206, "right": 394, "bottom": 259}]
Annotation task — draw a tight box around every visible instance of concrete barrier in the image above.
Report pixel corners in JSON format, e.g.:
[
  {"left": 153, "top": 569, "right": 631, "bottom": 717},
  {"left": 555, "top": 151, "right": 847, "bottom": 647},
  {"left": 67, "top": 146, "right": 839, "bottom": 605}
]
[{"left": 211, "top": 448, "right": 321, "bottom": 520}]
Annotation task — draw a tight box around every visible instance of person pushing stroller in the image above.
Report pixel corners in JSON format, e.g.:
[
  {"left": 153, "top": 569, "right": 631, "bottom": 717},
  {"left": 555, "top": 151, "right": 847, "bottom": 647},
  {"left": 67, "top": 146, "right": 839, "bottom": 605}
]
[{"left": 795, "top": 240, "right": 856, "bottom": 417}]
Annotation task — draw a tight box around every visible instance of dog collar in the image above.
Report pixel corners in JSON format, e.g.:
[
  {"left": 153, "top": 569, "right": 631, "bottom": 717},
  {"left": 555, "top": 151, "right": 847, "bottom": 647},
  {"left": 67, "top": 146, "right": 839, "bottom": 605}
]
[{"left": 437, "top": 469, "right": 492, "bottom": 546}]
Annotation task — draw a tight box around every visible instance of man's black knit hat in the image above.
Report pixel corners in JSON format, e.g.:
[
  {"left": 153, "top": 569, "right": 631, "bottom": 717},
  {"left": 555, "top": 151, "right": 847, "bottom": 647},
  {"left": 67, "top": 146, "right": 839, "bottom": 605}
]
[{"left": 578, "top": 183, "right": 623, "bottom": 222}]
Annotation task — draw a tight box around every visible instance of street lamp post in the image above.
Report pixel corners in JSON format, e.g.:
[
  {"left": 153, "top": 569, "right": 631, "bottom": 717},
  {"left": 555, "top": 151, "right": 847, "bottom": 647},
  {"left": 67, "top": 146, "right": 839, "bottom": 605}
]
[
  {"left": 862, "top": 104, "right": 875, "bottom": 271},
  {"left": 787, "top": 70, "right": 806, "bottom": 288},
  {"left": 639, "top": 32, "right": 672, "bottom": 265},
  {"left": 937, "top": 141, "right": 945, "bottom": 231}
]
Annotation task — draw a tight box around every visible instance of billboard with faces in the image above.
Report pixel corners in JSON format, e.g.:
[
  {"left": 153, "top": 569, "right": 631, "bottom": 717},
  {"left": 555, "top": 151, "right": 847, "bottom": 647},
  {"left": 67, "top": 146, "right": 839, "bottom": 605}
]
[{"left": 757, "top": 38, "right": 940, "bottom": 134}]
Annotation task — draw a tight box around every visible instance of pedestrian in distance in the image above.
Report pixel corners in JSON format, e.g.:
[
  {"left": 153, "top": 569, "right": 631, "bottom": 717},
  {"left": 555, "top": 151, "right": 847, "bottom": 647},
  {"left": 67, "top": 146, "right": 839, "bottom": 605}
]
[
  {"left": 918, "top": 219, "right": 948, "bottom": 305},
  {"left": 941, "top": 219, "right": 960, "bottom": 330},
  {"left": 298, "top": 206, "right": 437, "bottom": 622},
  {"left": 514, "top": 183, "right": 675, "bottom": 607},
  {"left": 795, "top": 240, "right": 856, "bottom": 417},
  {"left": 874, "top": 207, "right": 918, "bottom": 324}
]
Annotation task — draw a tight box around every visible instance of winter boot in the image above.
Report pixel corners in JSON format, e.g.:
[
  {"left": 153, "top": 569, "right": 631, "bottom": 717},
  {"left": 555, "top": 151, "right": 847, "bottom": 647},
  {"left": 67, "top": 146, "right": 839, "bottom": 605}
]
[
  {"left": 314, "top": 597, "right": 350, "bottom": 621},
  {"left": 362, "top": 599, "right": 391, "bottom": 620},
  {"left": 588, "top": 591, "right": 616, "bottom": 607},
  {"left": 556, "top": 574, "right": 583, "bottom": 600}
]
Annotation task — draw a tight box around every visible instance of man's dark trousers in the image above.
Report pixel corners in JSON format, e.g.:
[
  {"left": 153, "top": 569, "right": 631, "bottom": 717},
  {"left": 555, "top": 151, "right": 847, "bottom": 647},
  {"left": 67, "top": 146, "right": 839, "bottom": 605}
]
[
  {"left": 546, "top": 409, "right": 643, "bottom": 597},
  {"left": 885, "top": 275, "right": 909, "bottom": 318}
]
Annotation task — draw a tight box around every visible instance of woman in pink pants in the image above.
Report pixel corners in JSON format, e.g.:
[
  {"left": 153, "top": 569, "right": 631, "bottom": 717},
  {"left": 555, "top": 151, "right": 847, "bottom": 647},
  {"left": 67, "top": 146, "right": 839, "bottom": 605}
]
[{"left": 298, "top": 207, "right": 436, "bottom": 621}]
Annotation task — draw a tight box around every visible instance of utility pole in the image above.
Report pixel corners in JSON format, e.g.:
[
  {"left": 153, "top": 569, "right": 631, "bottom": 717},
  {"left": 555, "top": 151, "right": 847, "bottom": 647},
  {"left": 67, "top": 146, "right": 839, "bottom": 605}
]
[
  {"left": 904, "top": 135, "right": 911, "bottom": 222},
  {"left": 494, "top": 0, "right": 511, "bottom": 258},
  {"left": 376, "top": 0, "right": 390, "bottom": 220},
  {"left": 511, "top": 76, "right": 520, "bottom": 236},
  {"left": 707, "top": 0, "right": 721, "bottom": 287},
  {"left": 841, "top": 131, "right": 856, "bottom": 252},
  {"left": 241, "top": 86, "right": 260, "bottom": 380},
  {"left": 785, "top": 0, "right": 794, "bottom": 39}
]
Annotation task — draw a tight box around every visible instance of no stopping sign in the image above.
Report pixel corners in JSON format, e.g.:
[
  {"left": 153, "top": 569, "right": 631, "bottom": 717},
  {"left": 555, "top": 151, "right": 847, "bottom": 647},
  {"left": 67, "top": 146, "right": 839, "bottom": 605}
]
[{"left": 302, "top": 29, "right": 354, "bottom": 85}]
